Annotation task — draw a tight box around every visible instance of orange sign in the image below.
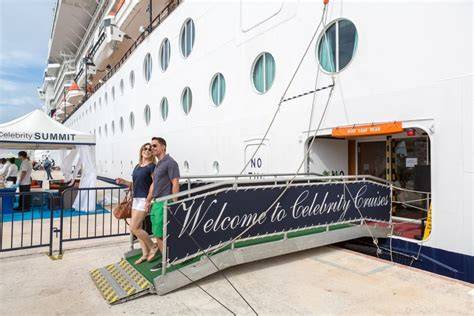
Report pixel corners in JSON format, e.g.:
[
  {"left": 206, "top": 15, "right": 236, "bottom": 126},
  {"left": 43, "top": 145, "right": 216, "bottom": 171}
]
[{"left": 332, "top": 122, "right": 403, "bottom": 138}]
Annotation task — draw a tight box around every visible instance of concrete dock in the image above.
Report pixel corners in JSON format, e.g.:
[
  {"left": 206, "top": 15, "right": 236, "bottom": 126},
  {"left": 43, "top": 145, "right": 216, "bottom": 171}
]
[{"left": 0, "top": 240, "right": 472, "bottom": 315}]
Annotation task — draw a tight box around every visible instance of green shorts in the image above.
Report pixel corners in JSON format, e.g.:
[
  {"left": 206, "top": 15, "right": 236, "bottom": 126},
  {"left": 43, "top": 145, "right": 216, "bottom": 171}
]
[{"left": 150, "top": 201, "right": 164, "bottom": 238}]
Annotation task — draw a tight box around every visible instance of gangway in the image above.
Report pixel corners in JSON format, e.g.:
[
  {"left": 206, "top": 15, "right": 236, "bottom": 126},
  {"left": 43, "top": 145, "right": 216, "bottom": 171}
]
[{"left": 91, "top": 174, "right": 392, "bottom": 304}]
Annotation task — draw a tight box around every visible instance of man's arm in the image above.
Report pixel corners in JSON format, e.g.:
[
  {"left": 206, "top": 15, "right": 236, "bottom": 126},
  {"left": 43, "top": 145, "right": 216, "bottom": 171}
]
[{"left": 171, "top": 178, "right": 179, "bottom": 202}]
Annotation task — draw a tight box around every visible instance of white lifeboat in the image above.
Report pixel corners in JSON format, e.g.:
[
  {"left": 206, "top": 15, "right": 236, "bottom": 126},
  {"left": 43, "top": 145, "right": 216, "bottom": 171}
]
[
  {"left": 66, "top": 82, "right": 85, "bottom": 105},
  {"left": 92, "top": 14, "right": 125, "bottom": 71}
]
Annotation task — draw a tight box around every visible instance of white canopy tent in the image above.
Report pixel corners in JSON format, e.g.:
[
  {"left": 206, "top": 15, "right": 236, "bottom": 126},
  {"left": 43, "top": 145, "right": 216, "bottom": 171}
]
[{"left": 0, "top": 110, "right": 97, "bottom": 211}]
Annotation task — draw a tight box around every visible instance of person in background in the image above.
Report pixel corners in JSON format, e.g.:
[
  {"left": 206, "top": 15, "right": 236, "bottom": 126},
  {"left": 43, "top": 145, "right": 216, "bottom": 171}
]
[
  {"left": 116, "top": 143, "right": 158, "bottom": 265},
  {"left": 43, "top": 157, "right": 53, "bottom": 180},
  {"left": 0, "top": 158, "right": 10, "bottom": 178},
  {"left": 15, "top": 151, "right": 33, "bottom": 211},
  {"left": 145, "top": 137, "right": 180, "bottom": 271},
  {"left": 6, "top": 158, "right": 18, "bottom": 183}
]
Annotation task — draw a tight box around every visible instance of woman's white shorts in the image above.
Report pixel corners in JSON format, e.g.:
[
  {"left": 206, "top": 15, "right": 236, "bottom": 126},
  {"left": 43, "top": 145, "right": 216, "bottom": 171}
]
[{"left": 132, "top": 198, "right": 147, "bottom": 211}]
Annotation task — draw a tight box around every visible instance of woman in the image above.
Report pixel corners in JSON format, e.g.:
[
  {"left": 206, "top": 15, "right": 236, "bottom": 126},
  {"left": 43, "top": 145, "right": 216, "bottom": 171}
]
[
  {"left": 6, "top": 158, "right": 18, "bottom": 183},
  {"left": 116, "top": 143, "right": 159, "bottom": 264}
]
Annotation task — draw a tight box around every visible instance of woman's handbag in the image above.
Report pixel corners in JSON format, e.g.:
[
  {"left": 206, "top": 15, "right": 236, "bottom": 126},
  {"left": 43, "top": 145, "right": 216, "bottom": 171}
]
[{"left": 113, "top": 188, "right": 132, "bottom": 220}]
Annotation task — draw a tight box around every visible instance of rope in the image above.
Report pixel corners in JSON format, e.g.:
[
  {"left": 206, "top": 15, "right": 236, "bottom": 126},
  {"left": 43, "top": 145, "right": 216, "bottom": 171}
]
[
  {"left": 167, "top": 207, "right": 258, "bottom": 315},
  {"left": 174, "top": 269, "right": 237, "bottom": 315}
]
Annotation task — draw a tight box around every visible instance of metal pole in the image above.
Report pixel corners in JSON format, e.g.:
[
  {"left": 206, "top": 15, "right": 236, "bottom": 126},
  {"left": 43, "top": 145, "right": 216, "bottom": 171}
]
[
  {"left": 84, "top": 58, "right": 88, "bottom": 99},
  {"left": 161, "top": 201, "right": 168, "bottom": 276},
  {"left": 148, "top": 0, "right": 153, "bottom": 32}
]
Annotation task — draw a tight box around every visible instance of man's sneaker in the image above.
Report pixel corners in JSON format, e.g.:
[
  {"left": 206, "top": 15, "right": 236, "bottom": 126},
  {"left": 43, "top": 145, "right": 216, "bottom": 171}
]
[{"left": 150, "top": 263, "right": 162, "bottom": 272}]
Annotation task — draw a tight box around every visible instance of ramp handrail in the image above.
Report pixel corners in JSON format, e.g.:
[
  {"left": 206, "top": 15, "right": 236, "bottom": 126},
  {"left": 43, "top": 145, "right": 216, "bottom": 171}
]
[{"left": 157, "top": 174, "right": 391, "bottom": 204}]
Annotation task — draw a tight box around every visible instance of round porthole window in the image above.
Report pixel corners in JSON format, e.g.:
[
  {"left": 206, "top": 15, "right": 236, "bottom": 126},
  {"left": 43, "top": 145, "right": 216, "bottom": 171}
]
[
  {"left": 112, "top": 86, "right": 115, "bottom": 101},
  {"left": 111, "top": 120, "right": 115, "bottom": 135},
  {"left": 252, "top": 52, "right": 275, "bottom": 94},
  {"left": 129, "top": 112, "right": 135, "bottom": 129},
  {"left": 129, "top": 70, "right": 135, "bottom": 88},
  {"left": 212, "top": 161, "right": 220, "bottom": 174},
  {"left": 143, "top": 53, "right": 152, "bottom": 82},
  {"left": 180, "top": 19, "right": 195, "bottom": 58},
  {"left": 183, "top": 160, "right": 190, "bottom": 172},
  {"left": 181, "top": 87, "right": 192, "bottom": 115},
  {"left": 160, "top": 97, "right": 169, "bottom": 121},
  {"left": 119, "top": 116, "right": 124, "bottom": 133},
  {"left": 210, "top": 73, "right": 226, "bottom": 106},
  {"left": 144, "top": 105, "right": 151, "bottom": 126},
  {"left": 120, "top": 79, "right": 125, "bottom": 95},
  {"left": 160, "top": 38, "right": 171, "bottom": 71},
  {"left": 104, "top": 92, "right": 108, "bottom": 105},
  {"left": 317, "top": 19, "right": 358, "bottom": 74}
]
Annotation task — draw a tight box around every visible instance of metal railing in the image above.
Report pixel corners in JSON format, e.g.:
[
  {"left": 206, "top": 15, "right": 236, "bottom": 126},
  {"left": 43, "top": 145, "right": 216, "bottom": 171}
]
[
  {"left": 0, "top": 185, "right": 130, "bottom": 255},
  {"left": 0, "top": 191, "right": 55, "bottom": 254},
  {"left": 58, "top": 186, "right": 130, "bottom": 254},
  {"left": 62, "top": 0, "right": 182, "bottom": 124}
]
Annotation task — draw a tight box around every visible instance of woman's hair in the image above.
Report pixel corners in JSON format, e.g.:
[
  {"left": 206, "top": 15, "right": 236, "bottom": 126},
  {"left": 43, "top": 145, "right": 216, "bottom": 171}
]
[{"left": 138, "top": 143, "right": 154, "bottom": 165}]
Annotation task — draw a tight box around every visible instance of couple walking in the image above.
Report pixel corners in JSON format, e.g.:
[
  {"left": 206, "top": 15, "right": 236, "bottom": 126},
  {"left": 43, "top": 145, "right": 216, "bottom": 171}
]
[{"left": 116, "top": 137, "right": 179, "bottom": 270}]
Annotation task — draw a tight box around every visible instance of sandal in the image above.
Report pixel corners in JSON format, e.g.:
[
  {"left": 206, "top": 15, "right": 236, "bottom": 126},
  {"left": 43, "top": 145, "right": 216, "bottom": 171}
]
[
  {"left": 147, "top": 246, "right": 159, "bottom": 262},
  {"left": 134, "top": 256, "right": 148, "bottom": 265}
]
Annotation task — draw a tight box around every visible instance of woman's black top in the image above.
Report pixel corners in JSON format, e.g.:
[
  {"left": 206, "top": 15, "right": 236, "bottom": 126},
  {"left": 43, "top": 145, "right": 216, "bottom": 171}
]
[{"left": 131, "top": 163, "right": 155, "bottom": 198}]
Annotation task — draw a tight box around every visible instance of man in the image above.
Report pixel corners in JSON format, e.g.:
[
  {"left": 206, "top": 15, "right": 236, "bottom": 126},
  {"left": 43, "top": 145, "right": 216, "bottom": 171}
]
[
  {"left": 15, "top": 151, "right": 33, "bottom": 211},
  {"left": 43, "top": 157, "right": 53, "bottom": 180},
  {"left": 145, "top": 137, "right": 180, "bottom": 272}
]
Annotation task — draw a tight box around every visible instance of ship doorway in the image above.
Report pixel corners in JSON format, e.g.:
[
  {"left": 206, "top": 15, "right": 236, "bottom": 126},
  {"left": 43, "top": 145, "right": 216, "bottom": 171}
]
[
  {"left": 307, "top": 126, "right": 432, "bottom": 240},
  {"left": 357, "top": 141, "right": 386, "bottom": 179}
]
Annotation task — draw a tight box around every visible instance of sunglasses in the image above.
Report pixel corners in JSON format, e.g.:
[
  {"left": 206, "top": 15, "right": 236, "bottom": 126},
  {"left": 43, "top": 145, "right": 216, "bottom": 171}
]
[
  {"left": 143, "top": 147, "right": 152, "bottom": 152},
  {"left": 151, "top": 144, "right": 158, "bottom": 148}
]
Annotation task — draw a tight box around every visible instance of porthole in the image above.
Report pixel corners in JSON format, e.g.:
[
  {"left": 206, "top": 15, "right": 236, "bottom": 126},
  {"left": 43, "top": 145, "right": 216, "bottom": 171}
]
[
  {"left": 180, "top": 19, "right": 195, "bottom": 58},
  {"left": 119, "top": 116, "right": 124, "bottom": 133},
  {"left": 252, "top": 52, "right": 275, "bottom": 94},
  {"left": 104, "top": 123, "right": 108, "bottom": 137},
  {"left": 160, "top": 38, "right": 171, "bottom": 71},
  {"left": 212, "top": 161, "right": 220, "bottom": 174},
  {"left": 183, "top": 160, "right": 190, "bottom": 172},
  {"left": 181, "top": 87, "right": 192, "bottom": 115},
  {"left": 160, "top": 97, "right": 169, "bottom": 121},
  {"left": 143, "top": 53, "right": 152, "bottom": 82},
  {"left": 98, "top": 126, "right": 102, "bottom": 137},
  {"left": 104, "top": 92, "right": 108, "bottom": 105},
  {"left": 94, "top": 102, "right": 97, "bottom": 112},
  {"left": 111, "top": 120, "right": 115, "bottom": 135},
  {"left": 317, "top": 19, "right": 358, "bottom": 74},
  {"left": 210, "top": 73, "right": 226, "bottom": 106},
  {"left": 129, "top": 70, "right": 135, "bottom": 88},
  {"left": 99, "top": 97, "right": 102, "bottom": 107},
  {"left": 120, "top": 79, "right": 124, "bottom": 95},
  {"left": 144, "top": 105, "right": 151, "bottom": 126},
  {"left": 129, "top": 112, "right": 135, "bottom": 129},
  {"left": 112, "top": 86, "right": 115, "bottom": 101}
]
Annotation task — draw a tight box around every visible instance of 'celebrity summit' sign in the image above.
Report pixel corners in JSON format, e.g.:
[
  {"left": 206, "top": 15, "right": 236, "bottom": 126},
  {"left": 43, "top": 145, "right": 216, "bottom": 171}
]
[{"left": 166, "top": 181, "right": 391, "bottom": 263}]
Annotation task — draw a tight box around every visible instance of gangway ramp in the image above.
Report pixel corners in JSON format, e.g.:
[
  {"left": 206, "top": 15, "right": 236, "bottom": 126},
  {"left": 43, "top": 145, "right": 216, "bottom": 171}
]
[{"left": 92, "top": 174, "right": 392, "bottom": 303}]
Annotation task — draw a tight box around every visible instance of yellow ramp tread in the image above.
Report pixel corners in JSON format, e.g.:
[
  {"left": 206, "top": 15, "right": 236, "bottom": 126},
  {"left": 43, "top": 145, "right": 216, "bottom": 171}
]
[{"left": 90, "top": 259, "right": 153, "bottom": 305}]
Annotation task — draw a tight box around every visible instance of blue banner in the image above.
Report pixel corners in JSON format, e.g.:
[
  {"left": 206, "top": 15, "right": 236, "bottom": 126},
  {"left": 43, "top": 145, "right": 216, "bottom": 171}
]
[{"left": 166, "top": 181, "right": 391, "bottom": 263}]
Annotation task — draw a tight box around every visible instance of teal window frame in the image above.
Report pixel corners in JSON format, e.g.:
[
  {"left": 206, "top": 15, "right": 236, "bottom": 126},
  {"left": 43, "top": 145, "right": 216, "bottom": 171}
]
[
  {"left": 252, "top": 52, "right": 275, "bottom": 94},
  {"left": 210, "top": 73, "right": 226, "bottom": 106},
  {"left": 161, "top": 97, "right": 169, "bottom": 121},
  {"left": 160, "top": 38, "right": 171, "bottom": 71},
  {"left": 181, "top": 87, "right": 192, "bottom": 114}
]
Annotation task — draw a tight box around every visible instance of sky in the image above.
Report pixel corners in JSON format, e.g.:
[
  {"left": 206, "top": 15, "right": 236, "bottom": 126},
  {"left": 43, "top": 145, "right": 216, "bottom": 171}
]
[{"left": 0, "top": 0, "right": 56, "bottom": 124}]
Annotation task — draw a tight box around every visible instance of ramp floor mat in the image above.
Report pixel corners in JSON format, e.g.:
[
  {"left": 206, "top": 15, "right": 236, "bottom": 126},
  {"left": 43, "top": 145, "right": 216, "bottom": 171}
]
[{"left": 90, "top": 259, "right": 153, "bottom": 304}]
